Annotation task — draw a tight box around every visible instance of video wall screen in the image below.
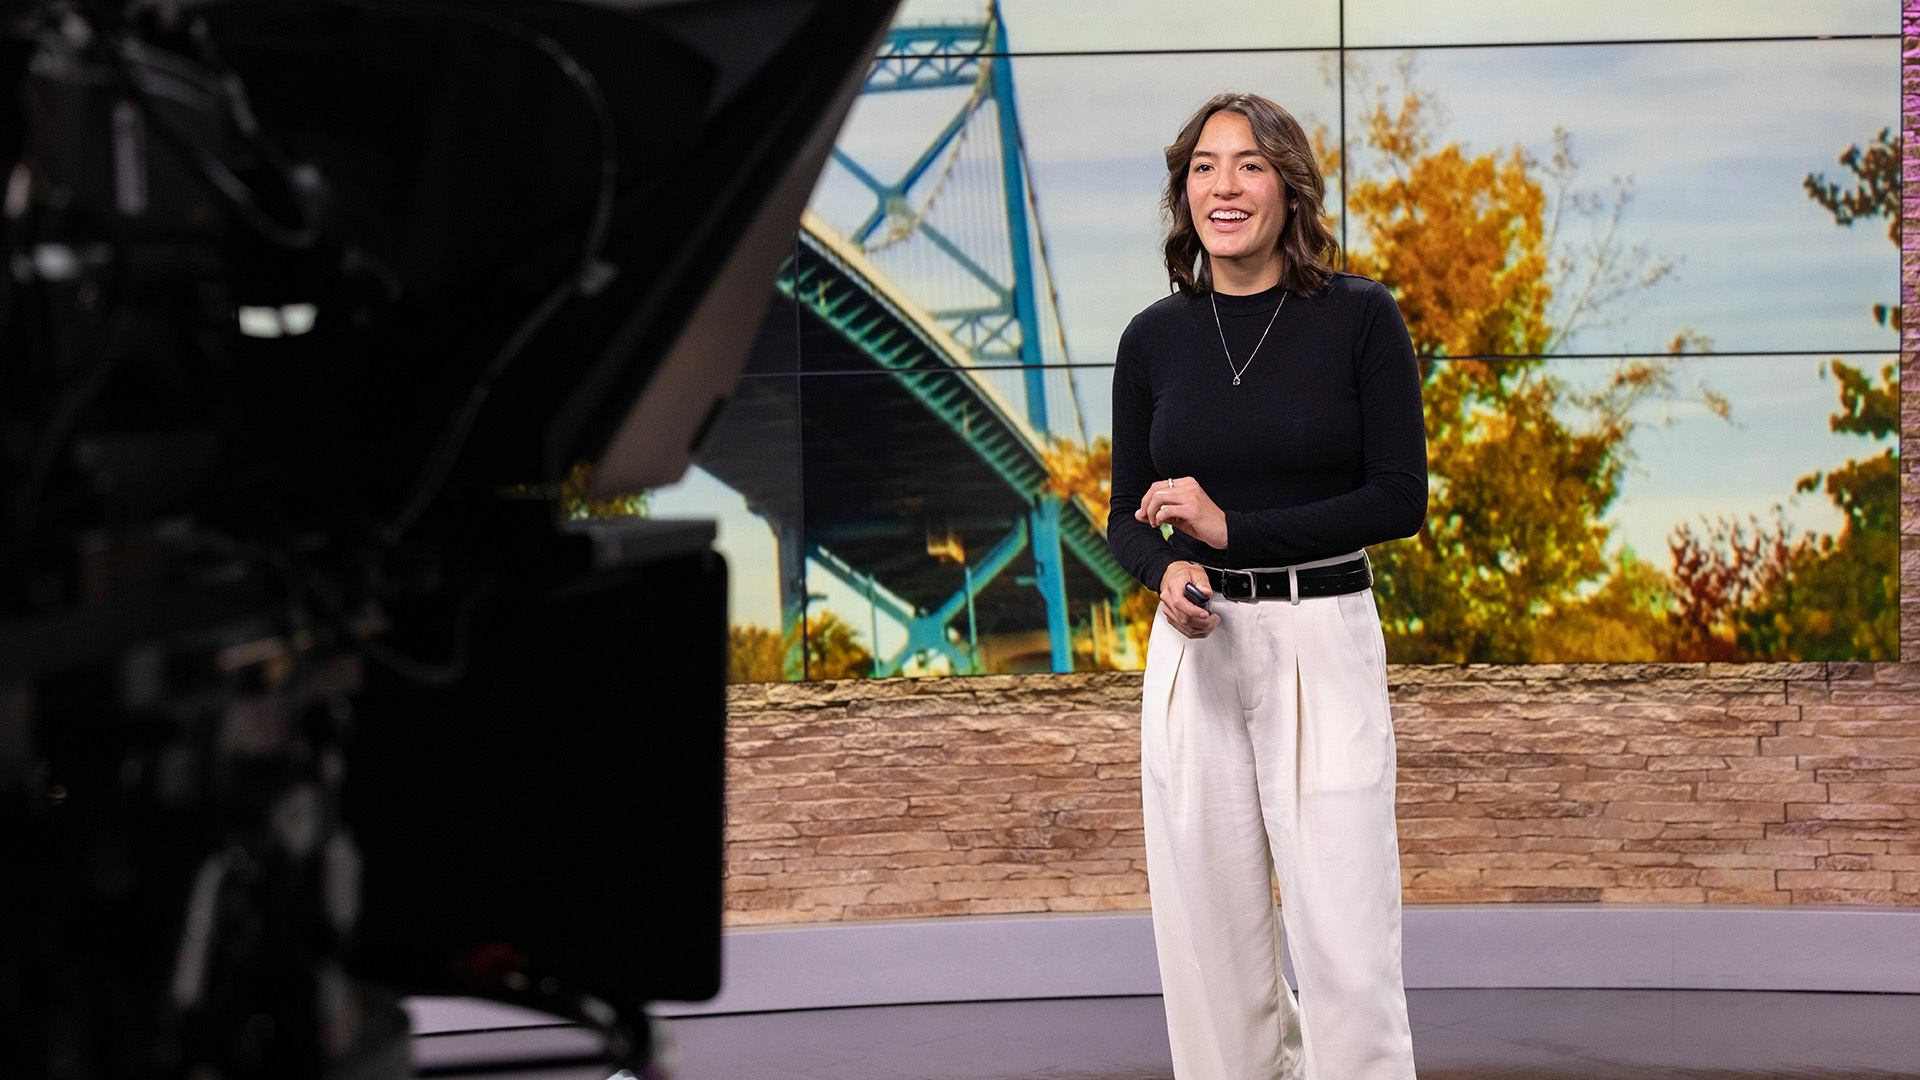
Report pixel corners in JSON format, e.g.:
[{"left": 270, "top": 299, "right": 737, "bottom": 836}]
[{"left": 644, "top": 1, "right": 1901, "bottom": 678}]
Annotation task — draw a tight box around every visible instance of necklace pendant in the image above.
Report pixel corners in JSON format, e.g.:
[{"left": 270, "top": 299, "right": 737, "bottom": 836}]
[{"left": 1232, "top": 375, "right": 1241, "bottom": 386}]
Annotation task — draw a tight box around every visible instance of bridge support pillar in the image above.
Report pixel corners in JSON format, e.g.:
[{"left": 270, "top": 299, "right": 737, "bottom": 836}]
[
  {"left": 1029, "top": 495, "right": 1072, "bottom": 673},
  {"left": 777, "top": 519, "right": 808, "bottom": 680},
  {"left": 809, "top": 519, "right": 1028, "bottom": 677}
]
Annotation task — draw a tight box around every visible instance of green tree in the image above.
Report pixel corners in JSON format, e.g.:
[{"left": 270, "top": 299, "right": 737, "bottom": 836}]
[
  {"left": 1672, "top": 127, "right": 1901, "bottom": 660},
  {"left": 1792, "top": 126, "right": 1901, "bottom": 657},
  {"left": 1804, "top": 127, "right": 1901, "bottom": 330},
  {"left": 1797, "top": 126, "right": 1902, "bottom": 659},
  {"left": 1738, "top": 361, "right": 1898, "bottom": 659}
]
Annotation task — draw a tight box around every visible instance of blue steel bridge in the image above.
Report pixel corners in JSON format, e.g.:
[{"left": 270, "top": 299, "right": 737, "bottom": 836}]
[{"left": 694, "top": 3, "right": 1139, "bottom": 678}]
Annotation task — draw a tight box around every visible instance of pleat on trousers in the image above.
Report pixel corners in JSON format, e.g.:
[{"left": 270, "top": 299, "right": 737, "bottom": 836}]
[{"left": 1139, "top": 571, "right": 1418, "bottom": 1080}]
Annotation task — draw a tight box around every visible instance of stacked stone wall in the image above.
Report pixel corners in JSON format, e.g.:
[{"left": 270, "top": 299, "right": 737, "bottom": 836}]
[{"left": 724, "top": 664, "right": 1920, "bottom": 925}]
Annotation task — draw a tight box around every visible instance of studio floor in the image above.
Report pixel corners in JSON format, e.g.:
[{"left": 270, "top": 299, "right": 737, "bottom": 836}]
[{"left": 414, "top": 989, "right": 1920, "bottom": 1079}]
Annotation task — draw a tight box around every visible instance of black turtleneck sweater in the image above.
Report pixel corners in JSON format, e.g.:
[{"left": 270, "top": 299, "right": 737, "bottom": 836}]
[{"left": 1105, "top": 272, "right": 1428, "bottom": 592}]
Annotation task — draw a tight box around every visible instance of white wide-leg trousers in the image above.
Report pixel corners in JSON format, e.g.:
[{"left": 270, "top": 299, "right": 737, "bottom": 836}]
[{"left": 1140, "top": 566, "right": 1417, "bottom": 1080}]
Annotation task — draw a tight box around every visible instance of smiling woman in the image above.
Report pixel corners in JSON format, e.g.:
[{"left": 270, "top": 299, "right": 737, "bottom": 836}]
[
  {"left": 1187, "top": 112, "right": 1290, "bottom": 294},
  {"left": 1159, "top": 91, "right": 1340, "bottom": 298},
  {"left": 1107, "top": 90, "right": 1428, "bottom": 1080}
]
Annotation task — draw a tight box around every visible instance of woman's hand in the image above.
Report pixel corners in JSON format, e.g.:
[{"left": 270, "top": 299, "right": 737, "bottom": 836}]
[
  {"left": 1158, "top": 561, "right": 1220, "bottom": 639},
  {"left": 1136, "top": 476, "right": 1229, "bottom": 549}
]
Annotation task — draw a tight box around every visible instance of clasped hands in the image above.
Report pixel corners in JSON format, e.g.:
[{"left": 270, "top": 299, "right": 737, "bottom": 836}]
[{"left": 1137, "top": 476, "right": 1227, "bottom": 639}]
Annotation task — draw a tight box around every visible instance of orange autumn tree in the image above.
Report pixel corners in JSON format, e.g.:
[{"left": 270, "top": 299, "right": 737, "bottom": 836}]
[{"left": 1324, "top": 63, "right": 1694, "bottom": 662}]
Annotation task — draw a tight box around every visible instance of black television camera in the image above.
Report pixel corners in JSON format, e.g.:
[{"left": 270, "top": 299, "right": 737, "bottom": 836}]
[{"left": 0, "top": 1, "right": 894, "bottom": 1075}]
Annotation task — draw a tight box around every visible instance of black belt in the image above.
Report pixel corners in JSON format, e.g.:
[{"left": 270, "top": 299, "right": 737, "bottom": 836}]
[{"left": 1203, "top": 556, "right": 1372, "bottom": 601}]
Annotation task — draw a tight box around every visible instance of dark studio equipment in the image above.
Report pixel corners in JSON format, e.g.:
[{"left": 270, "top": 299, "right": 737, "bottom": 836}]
[{"left": 0, "top": 0, "right": 898, "bottom": 1075}]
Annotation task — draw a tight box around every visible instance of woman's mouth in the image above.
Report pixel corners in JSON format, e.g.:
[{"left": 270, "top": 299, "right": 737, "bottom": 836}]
[{"left": 1208, "top": 208, "right": 1250, "bottom": 232}]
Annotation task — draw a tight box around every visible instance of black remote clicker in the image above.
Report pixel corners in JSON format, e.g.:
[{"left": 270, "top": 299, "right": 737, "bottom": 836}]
[{"left": 1183, "top": 582, "right": 1211, "bottom": 608}]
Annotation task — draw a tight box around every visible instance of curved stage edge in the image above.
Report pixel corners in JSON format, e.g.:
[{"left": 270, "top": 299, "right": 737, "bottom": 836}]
[{"left": 408, "top": 904, "right": 1920, "bottom": 1033}]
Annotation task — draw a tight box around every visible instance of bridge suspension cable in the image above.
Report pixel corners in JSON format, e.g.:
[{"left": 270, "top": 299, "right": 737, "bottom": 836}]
[{"left": 824, "top": 2, "right": 1093, "bottom": 446}]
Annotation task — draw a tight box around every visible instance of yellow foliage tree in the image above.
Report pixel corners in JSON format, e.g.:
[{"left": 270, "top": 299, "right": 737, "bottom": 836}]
[
  {"left": 1044, "top": 433, "right": 1160, "bottom": 667},
  {"left": 799, "top": 609, "right": 875, "bottom": 680},
  {"left": 730, "top": 609, "right": 874, "bottom": 681},
  {"left": 728, "top": 623, "right": 786, "bottom": 683},
  {"left": 1324, "top": 65, "right": 1689, "bottom": 662},
  {"left": 1041, "top": 434, "right": 1113, "bottom": 516}
]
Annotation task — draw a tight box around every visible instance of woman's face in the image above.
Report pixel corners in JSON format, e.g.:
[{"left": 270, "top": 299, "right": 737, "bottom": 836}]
[{"left": 1185, "top": 110, "right": 1289, "bottom": 279}]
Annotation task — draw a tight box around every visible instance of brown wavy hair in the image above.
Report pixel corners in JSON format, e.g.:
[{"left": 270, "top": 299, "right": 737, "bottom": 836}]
[{"left": 1162, "top": 91, "right": 1339, "bottom": 297}]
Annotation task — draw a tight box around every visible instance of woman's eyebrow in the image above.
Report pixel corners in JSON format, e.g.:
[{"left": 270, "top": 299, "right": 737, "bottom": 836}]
[{"left": 1191, "top": 149, "right": 1265, "bottom": 159}]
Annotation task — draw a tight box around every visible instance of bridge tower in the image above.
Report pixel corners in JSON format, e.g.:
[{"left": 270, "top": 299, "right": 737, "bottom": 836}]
[{"left": 831, "top": 0, "right": 1076, "bottom": 672}]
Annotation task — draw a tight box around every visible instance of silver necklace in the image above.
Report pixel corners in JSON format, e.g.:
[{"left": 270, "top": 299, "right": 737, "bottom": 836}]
[{"left": 1210, "top": 289, "right": 1287, "bottom": 386}]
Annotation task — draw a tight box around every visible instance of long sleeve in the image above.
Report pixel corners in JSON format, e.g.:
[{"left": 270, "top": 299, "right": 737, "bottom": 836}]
[
  {"left": 1219, "top": 283, "right": 1428, "bottom": 563},
  {"left": 1106, "top": 318, "right": 1179, "bottom": 592}
]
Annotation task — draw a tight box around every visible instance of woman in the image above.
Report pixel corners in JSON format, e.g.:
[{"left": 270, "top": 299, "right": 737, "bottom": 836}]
[{"left": 1106, "top": 91, "right": 1428, "bottom": 1080}]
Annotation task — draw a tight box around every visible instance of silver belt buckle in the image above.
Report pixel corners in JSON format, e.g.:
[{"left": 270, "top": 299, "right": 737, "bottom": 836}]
[{"left": 1225, "top": 567, "right": 1255, "bottom": 600}]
